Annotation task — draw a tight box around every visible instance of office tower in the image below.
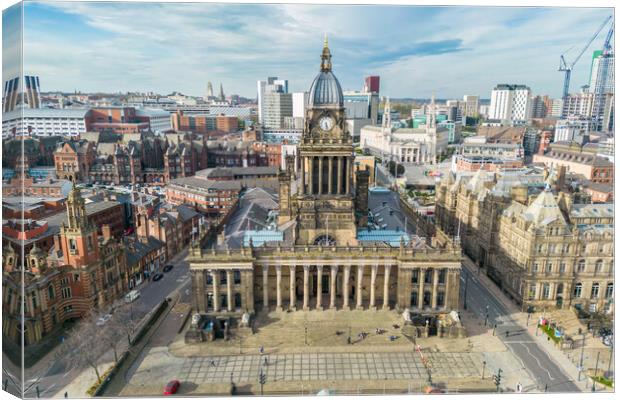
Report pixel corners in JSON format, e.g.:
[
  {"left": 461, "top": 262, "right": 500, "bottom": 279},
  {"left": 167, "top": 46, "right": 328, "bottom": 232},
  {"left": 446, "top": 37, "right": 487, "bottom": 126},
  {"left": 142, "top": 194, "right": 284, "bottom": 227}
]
[
  {"left": 488, "top": 84, "right": 532, "bottom": 124},
  {"left": 462, "top": 95, "right": 479, "bottom": 118},
  {"left": 589, "top": 50, "right": 614, "bottom": 131},
  {"left": 530, "top": 95, "right": 548, "bottom": 119},
  {"left": 262, "top": 92, "right": 293, "bottom": 129},
  {"left": 206, "top": 81, "right": 214, "bottom": 98},
  {"left": 363, "top": 75, "right": 380, "bottom": 93},
  {"left": 257, "top": 77, "right": 289, "bottom": 124},
  {"left": 3, "top": 75, "right": 41, "bottom": 112}
]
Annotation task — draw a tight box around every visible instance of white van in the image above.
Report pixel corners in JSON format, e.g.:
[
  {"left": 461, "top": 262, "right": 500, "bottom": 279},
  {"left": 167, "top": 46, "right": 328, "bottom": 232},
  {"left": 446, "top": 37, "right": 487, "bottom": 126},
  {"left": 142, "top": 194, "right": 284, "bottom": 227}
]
[{"left": 125, "top": 290, "right": 141, "bottom": 303}]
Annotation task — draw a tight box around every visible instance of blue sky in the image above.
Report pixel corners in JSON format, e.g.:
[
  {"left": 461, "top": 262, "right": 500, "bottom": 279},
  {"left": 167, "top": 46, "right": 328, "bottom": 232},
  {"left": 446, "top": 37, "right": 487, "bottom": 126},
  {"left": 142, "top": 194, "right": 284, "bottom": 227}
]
[{"left": 3, "top": 2, "right": 614, "bottom": 99}]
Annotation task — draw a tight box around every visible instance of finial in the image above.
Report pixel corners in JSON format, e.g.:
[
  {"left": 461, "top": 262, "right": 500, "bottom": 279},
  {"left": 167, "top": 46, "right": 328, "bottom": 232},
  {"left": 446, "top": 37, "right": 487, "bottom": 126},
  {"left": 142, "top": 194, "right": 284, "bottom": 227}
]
[{"left": 324, "top": 33, "right": 328, "bottom": 48}]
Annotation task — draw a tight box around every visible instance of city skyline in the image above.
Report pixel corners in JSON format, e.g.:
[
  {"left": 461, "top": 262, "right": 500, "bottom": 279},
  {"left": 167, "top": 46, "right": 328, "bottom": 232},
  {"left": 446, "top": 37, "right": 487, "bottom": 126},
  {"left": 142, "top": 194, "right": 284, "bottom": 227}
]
[{"left": 2, "top": 2, "right": 613, "bottom": 99}]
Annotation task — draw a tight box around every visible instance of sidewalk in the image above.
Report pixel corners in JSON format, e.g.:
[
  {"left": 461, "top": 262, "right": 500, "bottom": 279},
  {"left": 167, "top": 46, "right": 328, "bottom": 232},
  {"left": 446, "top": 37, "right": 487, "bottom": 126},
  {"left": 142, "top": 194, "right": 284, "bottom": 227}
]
[{"left": 462, "top": 259, "right": 599, "bottom": 392}]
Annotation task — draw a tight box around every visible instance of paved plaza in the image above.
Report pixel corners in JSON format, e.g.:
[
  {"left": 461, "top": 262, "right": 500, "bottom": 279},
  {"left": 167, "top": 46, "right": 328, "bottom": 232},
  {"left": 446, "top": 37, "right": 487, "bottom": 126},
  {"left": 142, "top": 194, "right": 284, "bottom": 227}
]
[{"left": 178, "top": 352, "right": 483, "bottom": 384}]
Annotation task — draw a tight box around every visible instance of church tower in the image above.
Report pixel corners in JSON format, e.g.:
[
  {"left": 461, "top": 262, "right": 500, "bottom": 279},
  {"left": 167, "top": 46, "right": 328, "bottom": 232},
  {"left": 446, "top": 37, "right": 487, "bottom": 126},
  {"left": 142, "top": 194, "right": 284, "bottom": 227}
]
[
  {"left": 289, "top": 37, "right": 358, "bottom": 245},
  {"left": 60, "top": 184, "right": 100, "bottom": 267}
]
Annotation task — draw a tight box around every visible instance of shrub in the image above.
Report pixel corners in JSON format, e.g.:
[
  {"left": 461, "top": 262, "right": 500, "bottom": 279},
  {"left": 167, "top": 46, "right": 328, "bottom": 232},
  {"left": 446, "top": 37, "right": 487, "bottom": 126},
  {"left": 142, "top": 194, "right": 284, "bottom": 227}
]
[{"left": 592, "top": 375, "right": 614, "bottom": 388}]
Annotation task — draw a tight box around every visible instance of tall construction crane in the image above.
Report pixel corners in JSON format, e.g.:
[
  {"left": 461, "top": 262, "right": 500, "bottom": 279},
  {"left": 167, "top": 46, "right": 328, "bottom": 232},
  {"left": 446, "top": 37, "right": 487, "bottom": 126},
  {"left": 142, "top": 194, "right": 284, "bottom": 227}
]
[{"left": 558, "top": 15, "right": 612, "bottom": 99}]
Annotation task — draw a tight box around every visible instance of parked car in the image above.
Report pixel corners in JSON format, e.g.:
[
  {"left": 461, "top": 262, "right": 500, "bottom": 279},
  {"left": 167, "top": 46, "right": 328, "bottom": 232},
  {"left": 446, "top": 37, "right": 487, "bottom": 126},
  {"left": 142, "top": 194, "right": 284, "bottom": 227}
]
[
  {"left": 125, "top": 290, "right": 140, "bottom": 303},
  {"left": 602, "top": 335, "right": 613, "bottom": 347},
  {"left": 163, "top": 264, "right": 174, "bottom": 273},
  {"left": 96, "top": 314, "right": 112, "bottom": 326},
  {"left": 163, "top": 380, "right": 180, "bottom": 395},
  {"left": 153, "top": 273, "right": 164, "bottom": 282}
]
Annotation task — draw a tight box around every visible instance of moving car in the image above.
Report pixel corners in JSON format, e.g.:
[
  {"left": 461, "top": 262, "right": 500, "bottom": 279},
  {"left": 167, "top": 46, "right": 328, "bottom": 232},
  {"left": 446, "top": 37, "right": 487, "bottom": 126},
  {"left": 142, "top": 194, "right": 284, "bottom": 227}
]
[
  {"left": 125, "top": 290, "right": 140, "bottom": 303},
  {"left": 163, "top": 380, "right": 180, "bottom": 395},
  {"left": 153, "top": 273, "right": 164, "bottom": 282},
  {"left": 163, "top": 264, "right": 174, "bottom": 273},
  {"left": 96, "top": 314, "right": 112, "bottom": 326}
]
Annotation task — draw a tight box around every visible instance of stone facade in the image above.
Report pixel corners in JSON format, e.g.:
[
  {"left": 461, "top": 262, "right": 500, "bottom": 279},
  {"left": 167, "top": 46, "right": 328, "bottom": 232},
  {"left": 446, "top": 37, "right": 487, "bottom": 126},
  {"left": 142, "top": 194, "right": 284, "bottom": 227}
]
[
  {"left": 435, "top": 168, "right": 614, "bottom": 314},
  {"left": 188, "top": 41, "right": 462, "bottom": 322}
]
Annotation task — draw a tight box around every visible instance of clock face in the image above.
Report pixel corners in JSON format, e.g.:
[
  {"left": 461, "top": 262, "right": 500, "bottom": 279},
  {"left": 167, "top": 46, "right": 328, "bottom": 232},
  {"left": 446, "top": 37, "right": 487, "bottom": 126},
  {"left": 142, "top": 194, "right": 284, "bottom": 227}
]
[{"left": 319, "top": 116, "right": 334, "bottom": 131}]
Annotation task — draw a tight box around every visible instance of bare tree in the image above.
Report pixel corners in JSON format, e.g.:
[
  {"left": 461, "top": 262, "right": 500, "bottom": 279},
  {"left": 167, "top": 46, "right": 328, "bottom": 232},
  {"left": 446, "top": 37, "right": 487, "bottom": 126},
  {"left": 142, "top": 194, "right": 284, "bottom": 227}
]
[
  {"left": 58, "top": 313, "right": 108, "bottom": 382},
  {"left": 111, "top": 300, "right": 141, "bottom": 346},
  {"left": 101, "top": 320, "right": 124, "bottom": 363}
]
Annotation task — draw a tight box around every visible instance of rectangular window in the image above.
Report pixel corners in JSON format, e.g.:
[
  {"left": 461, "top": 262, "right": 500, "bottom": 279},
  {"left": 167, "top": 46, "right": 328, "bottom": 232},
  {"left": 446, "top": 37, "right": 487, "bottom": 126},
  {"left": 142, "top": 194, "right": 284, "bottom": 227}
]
[
  {"left": 559, "top": 262, "right": 566, "bottom": 273},
  {"left": 411, "top": 270, "right": 419, "bottom": 284},
  {"left": 438, "top": 269, "right": 446, "bottom": 284},
  {"left": 233, "top": 270, "right": 241, "bottom": 285},
  {"left": 528, "top": 284, "right": 536, "bottom": 300},
  {"left": 437, "top": 292, "right": 445, "bottom": 307},
  {"left": 424, "top": 271, "right": 432, "bottom": 284},
  {"left": 546, "top": 262, "right": 553, "bottom": 272},
  {"left": 532, "top": 263, "right": 539, "bottom": 273},
  {"left": 74, "top": 274, "right": 80, "bottom": 282},
  {"left": 63, "top": 305, "right": 73, "bottom": 313},
  {"left": 61, "top": 287, "right": 72, "bottom": 299}
]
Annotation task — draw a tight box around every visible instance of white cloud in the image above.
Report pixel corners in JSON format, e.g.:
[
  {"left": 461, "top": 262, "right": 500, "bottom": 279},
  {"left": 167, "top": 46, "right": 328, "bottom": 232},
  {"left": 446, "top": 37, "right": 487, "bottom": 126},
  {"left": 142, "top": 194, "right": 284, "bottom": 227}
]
[{"left": 22, "top": 2, "right": 613, "bottom": 98}]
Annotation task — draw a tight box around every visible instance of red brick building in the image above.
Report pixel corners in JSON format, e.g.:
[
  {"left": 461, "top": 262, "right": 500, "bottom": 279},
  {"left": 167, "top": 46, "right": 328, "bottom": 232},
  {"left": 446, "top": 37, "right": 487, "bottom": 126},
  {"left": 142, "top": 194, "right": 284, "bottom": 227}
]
[
  {"left": 2, "top": 187, "right": 129, "bottom": 346},
  {"left": 165, "top": 176, "right": 241, "bottom": 218},
  {"left": 54, "top": 140, "right": 96, "bottom": 183}
]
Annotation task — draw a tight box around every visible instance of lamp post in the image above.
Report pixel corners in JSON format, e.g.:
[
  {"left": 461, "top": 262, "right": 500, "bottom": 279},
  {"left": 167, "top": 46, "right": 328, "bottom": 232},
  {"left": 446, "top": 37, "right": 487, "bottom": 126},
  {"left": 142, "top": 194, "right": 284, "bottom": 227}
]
[
  {"left": 578, "top": 333, "right": 586, "bottom": 381},
  {"left": 463, "top": 273, "right": 469, "bottom": 310},
  {"left": 592, "top": 351, "right": 600, "bottom": 392},
  {"left": 481, "top": 361, "right": 486, "bottom": 379}
]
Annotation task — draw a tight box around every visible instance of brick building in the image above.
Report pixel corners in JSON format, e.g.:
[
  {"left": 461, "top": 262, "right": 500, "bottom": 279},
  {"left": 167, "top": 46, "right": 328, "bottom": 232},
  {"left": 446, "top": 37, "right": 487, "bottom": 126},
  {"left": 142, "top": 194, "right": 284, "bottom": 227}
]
[
  {"left": 54, "top": 139, "right": 96, "bottom": 182},
  {"left": 2, "top": 187, "right": 129, "bottom": 346}
]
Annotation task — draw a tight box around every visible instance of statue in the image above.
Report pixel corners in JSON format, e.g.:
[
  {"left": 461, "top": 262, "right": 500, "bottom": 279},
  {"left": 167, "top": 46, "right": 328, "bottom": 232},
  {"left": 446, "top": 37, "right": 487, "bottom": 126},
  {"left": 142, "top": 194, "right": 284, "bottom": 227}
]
[
  {"left": 402, "top": 309, "right": 412, "bottom": 324},
  {"left": 240, "top": 312, "right": 250, "bottom": 328}
]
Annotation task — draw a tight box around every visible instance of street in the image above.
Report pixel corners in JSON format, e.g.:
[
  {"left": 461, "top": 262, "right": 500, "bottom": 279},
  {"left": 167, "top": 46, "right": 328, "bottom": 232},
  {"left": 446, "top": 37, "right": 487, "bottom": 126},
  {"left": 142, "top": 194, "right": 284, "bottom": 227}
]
[
  {"left": 460, "top": 257, "right": 580, "bottom": 392},
  {"left": 6, "top": 248, "right": 191, "bottom": 399}
]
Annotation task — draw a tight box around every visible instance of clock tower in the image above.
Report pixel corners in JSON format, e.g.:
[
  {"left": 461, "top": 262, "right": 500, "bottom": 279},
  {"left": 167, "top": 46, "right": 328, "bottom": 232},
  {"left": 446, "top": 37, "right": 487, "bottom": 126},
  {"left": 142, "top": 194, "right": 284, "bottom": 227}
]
[{"left": 289, "top": 37, "right": 358, "bottom": 246}]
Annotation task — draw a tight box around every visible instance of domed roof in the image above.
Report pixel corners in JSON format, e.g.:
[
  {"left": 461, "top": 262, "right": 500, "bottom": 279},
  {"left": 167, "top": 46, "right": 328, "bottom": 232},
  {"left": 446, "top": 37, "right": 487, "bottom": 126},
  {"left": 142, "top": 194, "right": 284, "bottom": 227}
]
[
  {"left": 307, "top": 35, "right": 343, "bottom": 108},
  {"left": 308, "top": 71, "right": 343, "bottom": 108}
]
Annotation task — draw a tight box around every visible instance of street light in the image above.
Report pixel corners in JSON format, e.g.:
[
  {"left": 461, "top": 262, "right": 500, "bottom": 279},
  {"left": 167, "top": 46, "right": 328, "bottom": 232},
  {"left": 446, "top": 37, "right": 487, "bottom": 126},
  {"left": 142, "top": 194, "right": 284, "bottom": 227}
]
[
  {"left": 463, "top": 273, "right": 469, "bottom": 310},
  {"left": 578, "top": 333, "right": 586, "bottom": 381}
]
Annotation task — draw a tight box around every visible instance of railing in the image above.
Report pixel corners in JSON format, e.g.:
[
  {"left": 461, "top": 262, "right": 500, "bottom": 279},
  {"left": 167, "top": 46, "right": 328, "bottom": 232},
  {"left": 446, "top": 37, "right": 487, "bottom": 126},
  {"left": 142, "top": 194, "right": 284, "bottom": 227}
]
[{"left": 189, "top": 243, "right": 462, "bottom": 261}]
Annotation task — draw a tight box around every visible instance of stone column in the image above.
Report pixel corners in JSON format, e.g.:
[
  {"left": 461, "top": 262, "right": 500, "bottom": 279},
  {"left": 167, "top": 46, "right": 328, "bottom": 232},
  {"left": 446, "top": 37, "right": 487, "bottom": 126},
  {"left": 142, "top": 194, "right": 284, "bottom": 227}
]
[
  {"left": 330, "top": 265, "right": 338, "bottom": 309},
  {"left": 318, "top": 157, "right": 323, "bottom": 195},
  {"left": 308, "top": 157, "right": 314, "bottom": 195},
  {"left": 262, "top": 265, "right": 269, "bottom": 310},
  {"left": 383, "top": 265, "right": 391, "bottom": 310},
  {"left": 289, "top": 265, "right": 296, "bottom": 310},
  {"left": 418, "top": 268, "right": 425, "bottom": 310},
  {"left": 431, "top": 268, "right": 439, "bottom": 309},
  {"left": 343, "top": 265, "right": 351, "bottom": 310},
  {"left": 276, "top": 265, "right": 283, "bottom": 311},
  {"left": 370, "top": 264, "right": 378, "bottom": 310},
  {"left": 212, "top": 270, "right": 220, "bottom": 312},
  {"left": 345, "top": 157, "right": 351, "bottom": 194},
  {"left": 356, "top": 265, "right": 365, "bottom": 310},
  {"left": 328, "top": 158, "right": 333, "bottom": 194},
  {"left": 337, "top": 156, "right": 343, "bottom": 194},
  {"left": 300, "top": 157, "right": 305, "bottom": 195},
  {"left": 196, "top": 270, "right": 206, "bottom": 313},
  {"left": 303, "top": 265, "right": 310, "bottom": 310},
  {"left": 316, "top": 265, "right": 323, "bottom": 310},
  {"left": 226, "top": 270, "right": 233, "bottom": 312}
]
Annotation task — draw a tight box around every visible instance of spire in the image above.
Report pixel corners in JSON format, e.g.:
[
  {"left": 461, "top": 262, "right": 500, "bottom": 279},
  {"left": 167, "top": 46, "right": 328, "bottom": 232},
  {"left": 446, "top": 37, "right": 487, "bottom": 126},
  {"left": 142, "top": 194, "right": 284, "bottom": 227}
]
[
  {"left": 428, "top": 92, "right": 436, "bottom": 128},
  {"left": 219, "top": 83, "right": 225, "bottom": 101},
  {"left": 320, "top": 35, "right": 332, "bottom": 72}
]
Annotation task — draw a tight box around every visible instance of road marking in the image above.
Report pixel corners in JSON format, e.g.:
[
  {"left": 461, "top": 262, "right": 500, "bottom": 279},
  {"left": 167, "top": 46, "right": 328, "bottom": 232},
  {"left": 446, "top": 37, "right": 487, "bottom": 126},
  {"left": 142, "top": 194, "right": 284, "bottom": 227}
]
[
  {"left": 503, "top": 341, "right": 536, "bottom": 344},
  {"left": 519, "top": 343, "right": 555, "bottom": 381}
]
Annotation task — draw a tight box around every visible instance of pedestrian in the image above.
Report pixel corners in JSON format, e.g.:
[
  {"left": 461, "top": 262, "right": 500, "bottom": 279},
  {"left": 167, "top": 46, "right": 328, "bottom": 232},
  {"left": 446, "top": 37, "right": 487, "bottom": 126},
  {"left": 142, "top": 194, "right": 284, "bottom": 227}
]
[
  {"left": 259, "top": 345, "right": 264, "bottom": 355},
  {"left": 347, "top": 336, "right": 351, "bottom": 344},
  {"left": 506, "top": 330, "right": 509, "bottom": 338}
]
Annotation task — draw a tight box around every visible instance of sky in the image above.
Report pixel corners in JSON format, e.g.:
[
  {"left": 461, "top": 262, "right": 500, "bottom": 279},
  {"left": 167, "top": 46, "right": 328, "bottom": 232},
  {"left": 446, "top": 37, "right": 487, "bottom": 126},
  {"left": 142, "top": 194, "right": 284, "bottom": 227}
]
[{"left": 2, "top": 1, "right": 614, "bottom": 99}]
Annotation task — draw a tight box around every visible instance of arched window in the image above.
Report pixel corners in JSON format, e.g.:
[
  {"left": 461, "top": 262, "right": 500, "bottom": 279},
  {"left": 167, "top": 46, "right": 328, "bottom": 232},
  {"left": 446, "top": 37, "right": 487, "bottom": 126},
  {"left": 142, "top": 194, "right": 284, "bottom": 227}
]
[
  {"left": 48, "top": 285, "right": 54, "bottom": 300},
  {"left": 591, "top": 283, "right": 600, "bottom": 299},
  {"left": 573, "top": 283, "right": 582, "bottom": 298},
  {"left": 595, "top": 260, "right": 603, "bottom": 273},
  {"left": 605, "top": 283, "right": 613, "bottom": 299},
  {"left": 577, "top": 260, "right": 585, "bottom": 273}
]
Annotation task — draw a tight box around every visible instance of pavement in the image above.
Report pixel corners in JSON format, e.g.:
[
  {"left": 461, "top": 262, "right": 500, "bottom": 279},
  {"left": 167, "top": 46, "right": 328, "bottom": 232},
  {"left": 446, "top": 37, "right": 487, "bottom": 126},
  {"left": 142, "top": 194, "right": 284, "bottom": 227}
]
[
  {"left": 3, "top": 248, "right": 192, "bottom": 399},
  {"left": 461, "top": 256, "right": 600, "bottom": 393}
]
